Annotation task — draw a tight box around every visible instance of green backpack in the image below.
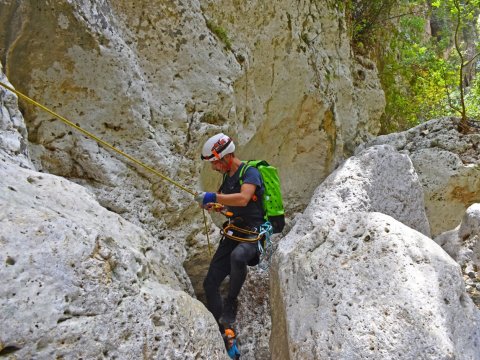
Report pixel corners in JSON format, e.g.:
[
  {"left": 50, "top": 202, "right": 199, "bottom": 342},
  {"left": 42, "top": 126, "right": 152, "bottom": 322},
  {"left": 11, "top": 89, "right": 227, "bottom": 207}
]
[{"left": 239, "top": 160, "right": 285, "bottom": 233}]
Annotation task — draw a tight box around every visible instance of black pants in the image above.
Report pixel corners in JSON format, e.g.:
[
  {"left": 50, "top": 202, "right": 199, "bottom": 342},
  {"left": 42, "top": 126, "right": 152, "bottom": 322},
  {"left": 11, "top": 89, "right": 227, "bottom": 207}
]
[{"left": 203, "top": 237, "right": 259, "bottom": 323}]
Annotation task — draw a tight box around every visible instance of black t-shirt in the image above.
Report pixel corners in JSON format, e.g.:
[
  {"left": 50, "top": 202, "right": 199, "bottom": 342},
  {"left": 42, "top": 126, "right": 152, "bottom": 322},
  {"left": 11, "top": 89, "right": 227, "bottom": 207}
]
[{"left": 221, "top": 163, "right": 265, "bottom": 227}]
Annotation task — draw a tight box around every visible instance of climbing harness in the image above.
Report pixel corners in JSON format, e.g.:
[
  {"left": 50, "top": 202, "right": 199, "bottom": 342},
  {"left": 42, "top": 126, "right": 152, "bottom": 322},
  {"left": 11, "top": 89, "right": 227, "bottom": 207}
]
[
  {"left": 221, "top": 223, "right": 265, "bottom": 243},
  {"left": 0, "top": 81, "right": 214, "bottom": 256},
  {"left": 216, "top": 206, "right": 275, "bottom": 269}
]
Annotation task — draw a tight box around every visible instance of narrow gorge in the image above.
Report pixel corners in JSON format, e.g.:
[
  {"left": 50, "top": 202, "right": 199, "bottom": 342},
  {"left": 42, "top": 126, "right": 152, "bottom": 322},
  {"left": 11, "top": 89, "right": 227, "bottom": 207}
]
[{"left": 1, "top": 1, "right": 479, "bottom": 359}]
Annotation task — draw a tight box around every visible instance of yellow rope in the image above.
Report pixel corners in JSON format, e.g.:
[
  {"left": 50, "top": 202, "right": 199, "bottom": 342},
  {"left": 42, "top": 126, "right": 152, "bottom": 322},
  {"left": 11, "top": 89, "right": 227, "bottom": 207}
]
[
  {"left": 0, "top": 80, "right": 212, "bottom": 256},
  {"left": 0, "top": 81, "right": 195, "bottom": 195},
  {"left": 202, "top": 210, "right": 212, "bottom": 257}
]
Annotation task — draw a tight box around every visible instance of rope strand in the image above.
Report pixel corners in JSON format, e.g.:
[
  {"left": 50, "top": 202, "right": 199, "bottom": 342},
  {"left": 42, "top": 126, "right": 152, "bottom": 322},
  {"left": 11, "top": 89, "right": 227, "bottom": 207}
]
[
  {"left": 0, "top": 81, "right": 196, "bottom": 196},
  {"left": 0, "top": 80, "right": 213, "bottom": 256}
]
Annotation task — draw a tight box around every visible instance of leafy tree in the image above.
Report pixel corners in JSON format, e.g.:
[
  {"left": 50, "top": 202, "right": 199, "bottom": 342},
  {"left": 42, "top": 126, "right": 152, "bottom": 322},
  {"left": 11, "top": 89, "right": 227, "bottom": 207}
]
[
  {"left": 432, "top": 0, "right": 480, "bottom": 132},
  {"left": 375, "top": 2, "right": 454, "bottom": 131},
  {"left": 344, "top": 0, "right": 480, "bottom": 133}
]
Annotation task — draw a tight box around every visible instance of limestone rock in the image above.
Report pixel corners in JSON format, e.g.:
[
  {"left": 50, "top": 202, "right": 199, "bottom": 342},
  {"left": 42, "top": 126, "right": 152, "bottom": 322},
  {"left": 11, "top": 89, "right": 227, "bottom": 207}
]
[
  {"left": 435, "top": 203, "right": 480, "bottom": 268},
  {"left": 435, "top": 203, "right": 480, "bottom": 309},
  {"left": 0, "top": 64, "right": 32, "bottom": 169},
  {"left": 201, "top": 2, "right": 386, "bottom": 207},
  {"left": 270, "top": 145, "right": 479, "bottom": 359},
  {"left": 298, "top": 144, "right": 430, "bottom": 237},
  {"left": 271, "top": 211, "right": 480, "bottom": 359},
  {"left": 235, "top": 268, "right": 272, "bottom": 360},
  {"left": 359, "top": 117, "right": 480, "bottom": 236},
  {"left": 0, "top": 160, "right": 228, "bottom": 359}
]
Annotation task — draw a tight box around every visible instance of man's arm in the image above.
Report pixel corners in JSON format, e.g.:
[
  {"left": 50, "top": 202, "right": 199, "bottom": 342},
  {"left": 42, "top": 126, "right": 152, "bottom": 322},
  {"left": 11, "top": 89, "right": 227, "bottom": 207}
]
[
  {"left": 216, "top": 183, "right": 256, "bottom": 207},
  {"left": 195, "top": 166, "right": 261, "bottom": 208}
]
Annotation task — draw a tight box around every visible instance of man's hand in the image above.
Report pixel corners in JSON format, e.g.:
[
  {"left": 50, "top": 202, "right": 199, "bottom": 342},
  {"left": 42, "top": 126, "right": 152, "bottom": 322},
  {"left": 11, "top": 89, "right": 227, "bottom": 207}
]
[{"left": 194, "top": 192, "right": 217, "bottom": 207}]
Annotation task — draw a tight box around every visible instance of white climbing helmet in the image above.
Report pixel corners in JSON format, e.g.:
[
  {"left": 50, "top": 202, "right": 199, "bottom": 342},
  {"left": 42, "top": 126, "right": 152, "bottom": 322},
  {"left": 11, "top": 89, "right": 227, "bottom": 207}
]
[{"left": 201, "top": 133, "right": 235, "bottom": 161}]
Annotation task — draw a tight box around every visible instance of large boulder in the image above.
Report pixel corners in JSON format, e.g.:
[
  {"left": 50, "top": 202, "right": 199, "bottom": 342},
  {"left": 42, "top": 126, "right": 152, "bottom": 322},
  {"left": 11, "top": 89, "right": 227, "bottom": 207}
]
[
  {"left": 271, "top": 212, "right": 480, "bottom": 359},
  {"left": 270, "top": 145, "right": 480, "bottom": 359},
  {"left": 0, "top": 160, "right": 227, "bottom": 359},
  {"left": 359, "top": 117, "right": 480, "bottom": 236},
  {"left": 291, "top": 144, "right": 431, "bottom": 236}
]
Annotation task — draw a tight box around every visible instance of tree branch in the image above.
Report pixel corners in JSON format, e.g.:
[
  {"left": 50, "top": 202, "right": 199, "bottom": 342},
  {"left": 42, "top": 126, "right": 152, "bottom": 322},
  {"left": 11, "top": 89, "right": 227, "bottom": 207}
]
[
  {"left": 383, "top": 11, "right": 425, "bottom": 22},
  {"left": 453, "top": 0, "right": 467, "bottom": 124},
  {"left": 463, "top": 51, "right": 480, "bottom": 67}
]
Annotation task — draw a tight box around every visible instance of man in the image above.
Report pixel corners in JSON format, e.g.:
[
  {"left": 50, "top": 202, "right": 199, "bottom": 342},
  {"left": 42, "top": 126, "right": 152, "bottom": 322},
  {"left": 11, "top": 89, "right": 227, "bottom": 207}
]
[{"left": 195, "top": 133, "right": 265, "bottom": 328}]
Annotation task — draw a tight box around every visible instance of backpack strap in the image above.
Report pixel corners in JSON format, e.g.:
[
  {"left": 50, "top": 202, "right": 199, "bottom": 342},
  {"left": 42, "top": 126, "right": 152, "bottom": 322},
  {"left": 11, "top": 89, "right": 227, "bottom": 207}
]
[
  {"left": 238, "top": 162, "right": 251, "bottom": 186},
  {"left": 220, "top": 161, "right": 264, "bottom": 198},
  {"left": 239, "top": 161, "right": 263, "bottom": 202},
  {"left": 218, "top": 173, "right": 227, "bottom": 193},
  {"left": 239, "top": 160, "right": 269, "bottom": 185}
]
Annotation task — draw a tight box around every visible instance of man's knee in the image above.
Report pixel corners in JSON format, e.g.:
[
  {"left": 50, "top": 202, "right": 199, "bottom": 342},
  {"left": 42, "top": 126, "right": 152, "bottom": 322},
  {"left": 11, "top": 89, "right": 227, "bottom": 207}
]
[
  {"left": 230, "top": 246, "right": 246, "bottom": 264},
  {"left": 230, "top": 245, "right": 250, "bottom": 265}
]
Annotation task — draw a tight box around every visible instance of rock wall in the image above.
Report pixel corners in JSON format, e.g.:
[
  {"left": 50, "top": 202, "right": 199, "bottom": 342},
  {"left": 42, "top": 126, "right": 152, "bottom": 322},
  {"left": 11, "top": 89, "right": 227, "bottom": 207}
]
[
  {"left": 0, "top": 0, "right": 385, "bottom": 265},
  {"left": 200, "top": 1, "right": 385, "bottom": 207},
  {"left": 0, "top": 69, "right": 228, "bottom": 359},
  {"left": 435, "top": 203, "right": 480, "bottom": 307},
  {"left": 0, "top": 62, "right": 31, "bottom": 168}
]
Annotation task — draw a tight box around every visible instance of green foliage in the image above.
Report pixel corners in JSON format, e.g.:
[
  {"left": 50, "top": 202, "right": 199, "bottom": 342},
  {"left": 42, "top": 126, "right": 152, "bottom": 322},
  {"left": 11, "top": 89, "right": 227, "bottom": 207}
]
[
  {"left": 379, "top": 7, "right": 449, "bottom": 131},
  {"left": 432, "top": 0, "right": 480, "bottom": 131},
  {"left": 465, "top": 76, "right": 480, "bottom": 119},
  {"left": 373, "top": 0, "right": 480, "bottom": 132},
  {"left": 344, "top": 0, "right": 401, "bottom": 52},
  {"left": 206, "top": 20, "right": 232, "bottom": 51},
  {"left": 338, "top": 0, "right": 480, "bottom": 132}
]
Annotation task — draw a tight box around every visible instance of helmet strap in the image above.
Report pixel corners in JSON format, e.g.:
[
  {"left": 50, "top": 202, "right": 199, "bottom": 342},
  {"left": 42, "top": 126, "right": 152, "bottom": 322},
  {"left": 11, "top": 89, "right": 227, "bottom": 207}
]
[
  {"left": 212, "top": 149, "right": 221, "bottom": 160},
  {"left": 226, "top": 155, "right": 233, "bottom": 171}
]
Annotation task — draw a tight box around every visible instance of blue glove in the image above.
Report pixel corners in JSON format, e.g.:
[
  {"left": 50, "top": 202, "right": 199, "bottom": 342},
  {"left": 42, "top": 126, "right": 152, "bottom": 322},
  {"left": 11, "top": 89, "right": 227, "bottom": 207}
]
[{"left": 195, "top": 192, "right": 217, "bottom": 207}]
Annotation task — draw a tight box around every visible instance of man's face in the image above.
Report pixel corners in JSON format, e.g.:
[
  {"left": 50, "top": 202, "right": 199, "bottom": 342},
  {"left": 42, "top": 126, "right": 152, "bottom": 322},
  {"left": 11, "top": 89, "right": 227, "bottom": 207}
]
[{"left": 211, "top": 157, "right": 229, "bottom": 173}]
